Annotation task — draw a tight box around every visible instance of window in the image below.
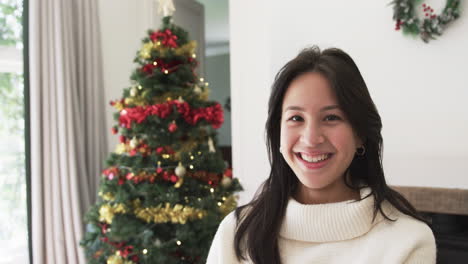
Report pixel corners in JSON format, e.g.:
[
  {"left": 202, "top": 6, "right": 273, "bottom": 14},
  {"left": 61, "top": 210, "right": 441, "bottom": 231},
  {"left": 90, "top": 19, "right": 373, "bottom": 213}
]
[{"left": 0, "top": 0, "right": 29, "bottom": 263}]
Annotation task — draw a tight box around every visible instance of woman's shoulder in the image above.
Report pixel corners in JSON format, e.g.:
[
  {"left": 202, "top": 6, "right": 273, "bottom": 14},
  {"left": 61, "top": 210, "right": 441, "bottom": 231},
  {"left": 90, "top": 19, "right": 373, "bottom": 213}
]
[
  {"left": 206, "top": 210, "right": 241, "bottom": 264},
  {"left": 389, "top": 211, "right": 435, "bottom": 241},
  {"left": 218, "top": 210, "right": 238, "bottom": 232}
]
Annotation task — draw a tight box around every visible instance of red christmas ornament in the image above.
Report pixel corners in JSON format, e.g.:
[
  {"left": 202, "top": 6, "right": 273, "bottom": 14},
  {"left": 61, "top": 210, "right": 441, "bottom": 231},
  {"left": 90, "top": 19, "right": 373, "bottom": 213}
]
[
  {"left": 126, "top": 173, "right": 134, "bottom": 180},
  {"left": 157, "top": 167, "right": 163, "bottom": 174},
  {"left": 111, "top": 127, "right": 118, "bottom": 134},
  {"left": 100, "top": 223, "right": 109, "bottom": 234},
  {"left": 224, "top": 168, "right": 233, "bottom": 178},
  {"left": 119, "top": 135, "right": 126, "bottom": 143},
  {"left": 170, "top": 174, "right": 179, "bottom": 183},
  {"left": 168, "top": 122, "right": 178, "bottom": 133},
  {"left": 118, "top": 178, "right": 125, "bottom": 185}
]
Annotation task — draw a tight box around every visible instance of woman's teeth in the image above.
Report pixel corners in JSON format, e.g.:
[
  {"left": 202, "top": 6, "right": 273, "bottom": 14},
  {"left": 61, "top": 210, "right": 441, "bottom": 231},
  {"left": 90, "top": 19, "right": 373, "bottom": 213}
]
[{"left": 300, "top": 153, "right": 330, "bottom": 163}]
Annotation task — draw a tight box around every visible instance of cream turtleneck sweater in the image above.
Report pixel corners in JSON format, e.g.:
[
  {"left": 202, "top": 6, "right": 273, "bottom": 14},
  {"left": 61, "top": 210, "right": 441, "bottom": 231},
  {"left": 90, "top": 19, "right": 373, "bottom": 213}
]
[{"left": 206, "top": 188, "right": 436, "bottom": 264}]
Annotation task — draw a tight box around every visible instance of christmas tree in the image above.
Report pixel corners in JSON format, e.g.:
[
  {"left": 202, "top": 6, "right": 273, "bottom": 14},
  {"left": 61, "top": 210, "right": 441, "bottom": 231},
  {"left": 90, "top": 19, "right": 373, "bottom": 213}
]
[{"left": 81, "top": 14, "right": 242, "bottom": 264}]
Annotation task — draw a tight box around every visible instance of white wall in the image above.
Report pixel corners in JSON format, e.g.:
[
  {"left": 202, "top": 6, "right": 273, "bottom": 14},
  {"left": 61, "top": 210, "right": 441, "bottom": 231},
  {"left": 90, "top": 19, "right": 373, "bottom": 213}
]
[
  {"left": 98, "top": 0, "right": 154, "bottom": 151},
  {"left": 230, "top": 0, "right": 468, "bottom": 205}
]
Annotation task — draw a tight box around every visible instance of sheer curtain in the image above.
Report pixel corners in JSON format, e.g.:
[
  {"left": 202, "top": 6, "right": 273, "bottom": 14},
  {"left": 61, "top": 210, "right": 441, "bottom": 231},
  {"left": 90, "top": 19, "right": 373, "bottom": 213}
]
[{"left": 29, "top": 0, "right": 107, "bottom": 263}]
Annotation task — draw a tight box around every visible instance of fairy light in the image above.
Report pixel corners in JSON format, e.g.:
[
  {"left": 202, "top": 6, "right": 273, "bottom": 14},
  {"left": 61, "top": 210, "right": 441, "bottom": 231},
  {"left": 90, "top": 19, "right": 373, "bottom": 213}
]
[
  {"left": 176, "top": 240, "right": 182, "bottom": 246},
  {"left": 210, "top": 188, "right": 214, "bottom": 193},
  {"left": 217, "top": 202, "right": 222, "bottom": 206},
  {"left": 190, "top": 155, "right": 194, "bottom": 160},
  {"left": 200, "top": 78, "right": 204, "bottom": 82},
  {"left": 142, "top": 249, "right": 148, "bottom": 254},
  {"left": 192, "top": 54, "right": 196, "bottom": 58}
]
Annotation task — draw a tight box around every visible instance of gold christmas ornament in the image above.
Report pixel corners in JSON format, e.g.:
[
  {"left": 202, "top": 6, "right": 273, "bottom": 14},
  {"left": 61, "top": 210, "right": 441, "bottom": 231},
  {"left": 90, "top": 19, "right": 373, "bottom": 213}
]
[
  {"left": 193, "top": 85, "right": 202, "bottom": 94},
  {"left": 107, "top": 255, "right": 123, "bottom": 264},
  {"left": 174, "top": 177, "right": 184, "bottom": 188},
  {"left": 129, "top": 137, "right": 139, "bottom": 149},
  {"left": 175, "top": 162, "right": 186, "bottom": 177},
  {"left": 154, "top": 239, "right": 162, "bottom": 247},
  {"left": 130, "top": 87, "right": 138, "bottom": 97},
  {"left": 221, "top": 176, "right": 233, "bottom": 187},
  {"left": 208, "top": 137, "right": 216, "bottom": 153}
]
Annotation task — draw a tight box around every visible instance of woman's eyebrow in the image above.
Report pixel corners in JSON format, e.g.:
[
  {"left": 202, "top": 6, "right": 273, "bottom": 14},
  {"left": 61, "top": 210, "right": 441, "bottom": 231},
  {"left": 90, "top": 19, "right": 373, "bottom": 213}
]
[
  {"left": 283, "top": 105, "right": 340, "bottom": 112},
  {"left": 320, "top": 105, "right": 340, "bottom": 111},
  {"left": 283, "top": 106, "right": 305, "bottom": 112}
]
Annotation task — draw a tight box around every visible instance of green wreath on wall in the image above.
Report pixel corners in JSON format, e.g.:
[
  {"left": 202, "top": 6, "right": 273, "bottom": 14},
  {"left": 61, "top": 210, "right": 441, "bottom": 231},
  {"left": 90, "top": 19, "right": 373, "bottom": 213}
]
[{"left": 391, "top": 0, "right": 461, "bottom": 43}]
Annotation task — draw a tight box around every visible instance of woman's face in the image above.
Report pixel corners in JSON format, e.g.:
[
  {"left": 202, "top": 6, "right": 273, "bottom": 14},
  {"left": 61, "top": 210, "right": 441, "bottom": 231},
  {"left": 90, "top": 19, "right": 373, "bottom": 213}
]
[{"left": 280, "top": 72, "right": 361, "bottom": 203}]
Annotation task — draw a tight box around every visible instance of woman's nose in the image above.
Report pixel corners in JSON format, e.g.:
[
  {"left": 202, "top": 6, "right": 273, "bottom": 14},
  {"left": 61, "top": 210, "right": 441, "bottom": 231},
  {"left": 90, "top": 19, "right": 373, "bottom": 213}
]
[{"left": 300, "top": 122, "right": 325, "bottom": 147}]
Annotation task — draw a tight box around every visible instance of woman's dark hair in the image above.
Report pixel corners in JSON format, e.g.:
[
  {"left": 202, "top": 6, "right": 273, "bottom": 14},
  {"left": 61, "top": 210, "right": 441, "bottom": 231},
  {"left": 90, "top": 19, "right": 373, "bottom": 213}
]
[{"left": 233, "top": 46, "right": 427, "bottom": 264}]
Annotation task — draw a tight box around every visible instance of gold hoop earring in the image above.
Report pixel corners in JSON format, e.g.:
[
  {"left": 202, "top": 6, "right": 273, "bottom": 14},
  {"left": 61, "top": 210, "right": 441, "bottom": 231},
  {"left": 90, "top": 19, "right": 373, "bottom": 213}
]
[{"left": 356, "top": 146, "right": 366, "bottom": 156}]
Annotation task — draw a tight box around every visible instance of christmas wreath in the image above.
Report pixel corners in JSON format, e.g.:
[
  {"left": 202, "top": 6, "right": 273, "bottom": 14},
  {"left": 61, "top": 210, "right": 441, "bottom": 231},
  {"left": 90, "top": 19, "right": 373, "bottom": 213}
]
[{"left": 392, "top": 0, "right": 461, "bottom": 43}]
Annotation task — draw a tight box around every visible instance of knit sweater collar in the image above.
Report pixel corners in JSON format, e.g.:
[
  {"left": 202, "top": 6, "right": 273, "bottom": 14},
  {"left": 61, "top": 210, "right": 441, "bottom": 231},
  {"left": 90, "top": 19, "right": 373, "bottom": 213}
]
[{"left": 279, "top": 187, "right": 387, "bottom": 243}]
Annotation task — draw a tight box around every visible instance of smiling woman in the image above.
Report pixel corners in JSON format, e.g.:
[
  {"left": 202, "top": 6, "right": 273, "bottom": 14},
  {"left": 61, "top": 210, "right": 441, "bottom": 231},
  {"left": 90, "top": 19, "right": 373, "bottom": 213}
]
[
  {"left": 206, "top": 46, "right": 436, "bottom": 264},
  {"left": 280, "top": 72, "right": 362, "bottom": 205}
]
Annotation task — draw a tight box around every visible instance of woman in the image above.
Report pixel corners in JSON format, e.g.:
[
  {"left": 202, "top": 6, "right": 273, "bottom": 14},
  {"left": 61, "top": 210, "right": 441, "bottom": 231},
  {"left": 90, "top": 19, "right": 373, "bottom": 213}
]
[{"left": 206, "top": 47, "right": 436, "bottom": 264}]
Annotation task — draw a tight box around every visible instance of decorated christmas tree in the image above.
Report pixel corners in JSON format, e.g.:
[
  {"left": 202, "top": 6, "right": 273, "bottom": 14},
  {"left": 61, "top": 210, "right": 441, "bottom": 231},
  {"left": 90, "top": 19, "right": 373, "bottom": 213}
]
[{"left": 81, "top": 9, "right": 242, "bottom": 264}]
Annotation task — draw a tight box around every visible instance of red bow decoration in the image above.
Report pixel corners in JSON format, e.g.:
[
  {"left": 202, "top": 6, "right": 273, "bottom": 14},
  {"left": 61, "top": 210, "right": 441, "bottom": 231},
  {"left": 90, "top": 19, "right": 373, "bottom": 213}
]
[{"left": 150, "top": 29, "right": 178, "bottom": 48}]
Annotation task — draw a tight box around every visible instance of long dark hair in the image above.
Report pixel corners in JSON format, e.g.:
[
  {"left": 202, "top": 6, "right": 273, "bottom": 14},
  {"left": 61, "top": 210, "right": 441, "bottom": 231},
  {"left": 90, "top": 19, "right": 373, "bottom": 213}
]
[{"left": 233, "top": 46, "right": 427, "bottom": 264}]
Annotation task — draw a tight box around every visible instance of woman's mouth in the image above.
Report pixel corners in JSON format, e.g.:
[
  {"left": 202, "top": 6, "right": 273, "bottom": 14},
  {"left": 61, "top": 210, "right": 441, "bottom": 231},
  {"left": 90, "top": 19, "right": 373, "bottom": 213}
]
[{"left": 295, "top": 152, "right": 332, "bottom": 169}]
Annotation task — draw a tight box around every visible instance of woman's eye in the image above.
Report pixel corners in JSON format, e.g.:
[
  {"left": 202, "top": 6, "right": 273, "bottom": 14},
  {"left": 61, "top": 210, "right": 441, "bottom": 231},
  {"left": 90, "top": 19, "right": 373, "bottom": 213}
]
[
  {"left": 289, "top": 115, "right": 303, "bottom": 122},
  {"left": 324, "top": 115, "right": 341, "bottom": 121}
]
